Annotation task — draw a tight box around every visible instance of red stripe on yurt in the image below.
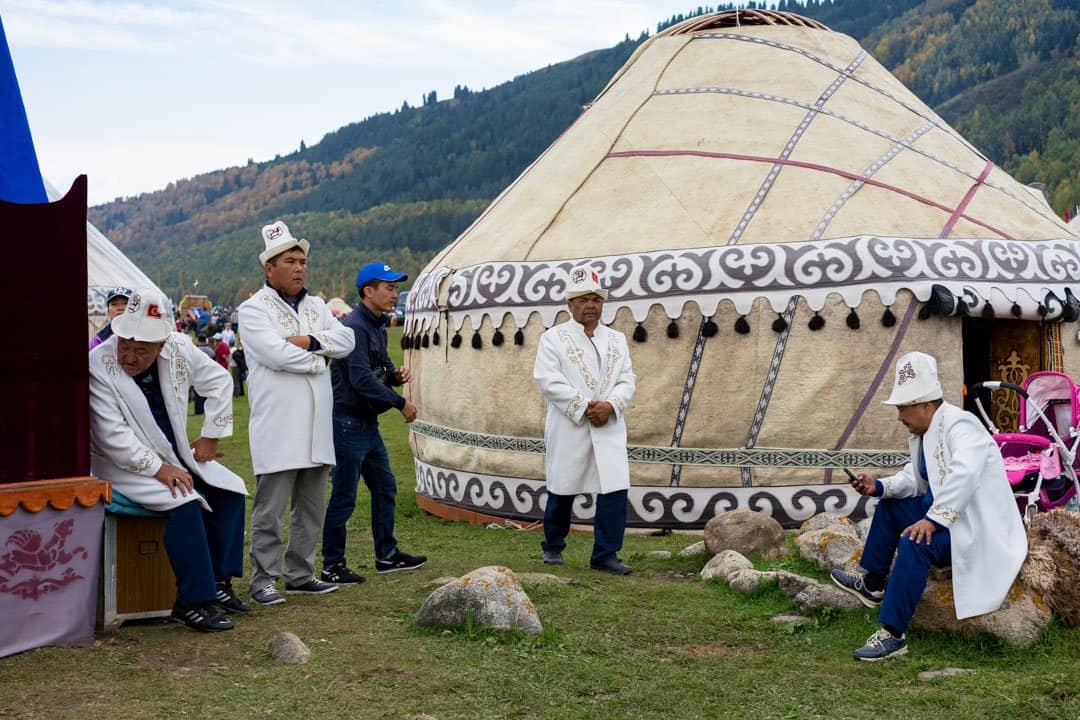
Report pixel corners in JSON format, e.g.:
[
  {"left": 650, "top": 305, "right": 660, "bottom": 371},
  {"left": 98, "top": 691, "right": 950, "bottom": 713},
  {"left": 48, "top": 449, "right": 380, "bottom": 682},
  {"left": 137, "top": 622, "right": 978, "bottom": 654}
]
[
  {"left": 605, "top": 150, "right": 1013, "bottom": 239},
  {"left": 825, "top": 297, "right": 919, "bottom": 483},
  {"left": 939, "top": 160, "right": 994, "bottom": 238}
]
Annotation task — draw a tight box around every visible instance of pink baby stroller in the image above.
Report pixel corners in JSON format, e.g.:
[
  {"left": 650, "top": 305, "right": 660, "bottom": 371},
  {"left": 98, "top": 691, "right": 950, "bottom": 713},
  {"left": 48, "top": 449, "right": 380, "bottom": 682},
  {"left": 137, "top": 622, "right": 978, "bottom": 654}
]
[{"left": 972, "top": 372, "right": 1080, "bottom": 523}]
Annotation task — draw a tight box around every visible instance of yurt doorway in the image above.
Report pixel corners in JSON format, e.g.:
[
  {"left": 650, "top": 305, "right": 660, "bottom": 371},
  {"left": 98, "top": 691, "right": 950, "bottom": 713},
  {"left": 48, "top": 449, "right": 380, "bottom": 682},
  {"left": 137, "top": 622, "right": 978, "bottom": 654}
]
[{"left": 963, "top": 318, "right": 1046, "bottom": 432}]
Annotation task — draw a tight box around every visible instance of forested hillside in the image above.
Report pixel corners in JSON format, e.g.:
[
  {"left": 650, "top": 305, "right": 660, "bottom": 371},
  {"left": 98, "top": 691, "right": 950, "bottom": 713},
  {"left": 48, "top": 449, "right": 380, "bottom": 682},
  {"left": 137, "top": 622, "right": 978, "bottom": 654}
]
[{"left": 92, "top": 0, "right": 1080, "bottom": 305}]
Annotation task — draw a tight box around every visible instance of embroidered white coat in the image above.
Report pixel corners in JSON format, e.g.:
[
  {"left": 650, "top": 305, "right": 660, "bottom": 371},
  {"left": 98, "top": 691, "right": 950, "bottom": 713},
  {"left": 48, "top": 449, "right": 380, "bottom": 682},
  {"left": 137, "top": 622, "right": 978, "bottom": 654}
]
[
  {"left": 238, "top": 287, "right": 354, "bottom": 475},
  {"left": 879, "top": 402, "right": 1027, "bottom": 619},
  {"left": 88, "top": 332, "right": 248, "bottom": 512},
  {"left": 533, "top": 320, "right": 636, "bottom": 495}
]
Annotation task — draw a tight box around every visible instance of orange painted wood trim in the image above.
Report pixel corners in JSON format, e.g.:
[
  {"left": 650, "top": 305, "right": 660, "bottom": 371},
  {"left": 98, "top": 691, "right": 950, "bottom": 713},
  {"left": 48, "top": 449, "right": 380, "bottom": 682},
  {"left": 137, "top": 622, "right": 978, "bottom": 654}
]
[
  {"left": 0, "top": 477, "right": 111, "bottom": 517},
  {"left": 415, "top": 494, "right": 588, "bottom": 533}
]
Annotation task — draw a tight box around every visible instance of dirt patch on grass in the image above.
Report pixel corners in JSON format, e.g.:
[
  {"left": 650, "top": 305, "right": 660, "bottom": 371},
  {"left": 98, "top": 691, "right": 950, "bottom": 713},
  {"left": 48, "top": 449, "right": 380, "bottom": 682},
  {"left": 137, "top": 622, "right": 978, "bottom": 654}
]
[
  {"left": 358, "top": 665, "right": 416, "bottom": 679},
  {"left": 661, "top": 642, "right": 766, "bottom": 660},
  {"left": 648, "top": 570, "right": 698, "bottom": 584}
]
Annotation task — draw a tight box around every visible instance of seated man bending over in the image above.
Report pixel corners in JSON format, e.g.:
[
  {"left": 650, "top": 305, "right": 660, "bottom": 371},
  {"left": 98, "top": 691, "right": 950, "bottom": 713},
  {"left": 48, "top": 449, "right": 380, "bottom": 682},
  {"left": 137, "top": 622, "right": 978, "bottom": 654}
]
[
  {"left": 89, "top": 289, "right": 250, "bottom": 632},
  {"left": 832, "top": 351, "right": 1027, "bottom": 661}
]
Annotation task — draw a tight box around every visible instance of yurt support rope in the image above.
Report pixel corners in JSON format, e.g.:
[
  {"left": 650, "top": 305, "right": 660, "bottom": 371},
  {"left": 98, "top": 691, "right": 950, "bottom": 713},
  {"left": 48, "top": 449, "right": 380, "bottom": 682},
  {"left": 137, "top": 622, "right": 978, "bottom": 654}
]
[{"left": 668, "top": 316, "right": 714, "bottom": 487}]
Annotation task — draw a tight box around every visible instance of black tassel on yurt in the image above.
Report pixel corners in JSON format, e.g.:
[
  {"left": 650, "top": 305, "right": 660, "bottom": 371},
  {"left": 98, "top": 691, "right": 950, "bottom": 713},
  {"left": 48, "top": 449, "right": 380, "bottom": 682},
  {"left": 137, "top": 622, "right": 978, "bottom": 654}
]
[
  {"left": 1037, "top": 304, "right": 1048, "bottom": 318},
  {"left": 451, "top": 332, "right": 462, "bottom": 349},
  {"left": 846, "top": 308, "right": 860, "bottom": 330},
  {"left": 633, "top": 323, "right": 647, "bottom": 342},
  {"left": 1011, "top": 302, "right": 1022, "bottom": 318},
  {"left": 735, "top": 316, "right": 751, "bottom": 335},
  {"left": 492, "top": 329, "right": 505, "bottom": 346},
  {"left": 771, "top": 314, "right": 787, "bottom": 333},
  {"left": 514, "top": 328, "right": 524, "bottom": 346},
  {"left": 981, "top": 304, "right": 994, "bottom": 319},
  {"left": 666, "top": 320, "right": 679, "bottom": 339},
  {"left": 471, "top": 331, "right": 482, "bottom": 349},
  {"left": 401, "top": 334, "right": 411, "bottom": 350},
  {"left": 918, "top": 303, "right": 932, "bottom": 320},
  {"left": 808, "top": 312, "right": 825, "bottom": 331},
  {"left": 702, "top": 317, "right": 718, "bottom": 337},
  {"left": 421, "top": 333, "right": 430, "bottom": 348},
  {"left": 432, "top": 329, "right": 441, "bottom": 346},
  {"left": 881, "top": 307, "right": 897, "bottom": 327}
]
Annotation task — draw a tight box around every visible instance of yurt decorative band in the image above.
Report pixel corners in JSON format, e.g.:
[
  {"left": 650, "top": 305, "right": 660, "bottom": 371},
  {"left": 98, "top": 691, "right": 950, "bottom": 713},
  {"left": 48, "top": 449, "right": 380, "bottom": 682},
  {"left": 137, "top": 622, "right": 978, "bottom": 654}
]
[
  {"left": 405, "top": 236, "right": 1080, "bottom": 334},
  {"left": 410, "top": 421, "right": 909, "bottom": 469},
  {"left": 415, "top": 459, "right": 878, "bottom": 529}
]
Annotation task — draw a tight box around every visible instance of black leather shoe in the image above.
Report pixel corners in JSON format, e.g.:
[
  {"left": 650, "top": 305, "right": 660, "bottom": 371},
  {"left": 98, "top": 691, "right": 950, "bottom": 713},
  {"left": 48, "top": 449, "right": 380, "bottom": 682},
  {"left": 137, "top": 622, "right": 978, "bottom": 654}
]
[
  {"left": 171, "top": 603, "right": 235, "bottom": 632},
  {"left": 214, "top": 579, "right": 252, "bottom": 613},
  {"left": 589, "top": 556, "right": 633, "bottom": 575}
]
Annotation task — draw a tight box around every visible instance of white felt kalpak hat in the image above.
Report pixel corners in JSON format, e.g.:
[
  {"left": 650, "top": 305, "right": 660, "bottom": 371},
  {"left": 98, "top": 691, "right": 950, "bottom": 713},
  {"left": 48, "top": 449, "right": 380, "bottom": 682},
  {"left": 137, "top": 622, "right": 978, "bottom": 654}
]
[
  {"left": 883, "top": 351, "right": 944, "bottom": 406},
  {"left": 564, "top": 265, "right": 608, "bottom": 301},
  {"left": 258, "top": 220, "right": 310, "bottom": 264},
  {"left": 111, "top": 288, "right": 172, "bottom": 343}
]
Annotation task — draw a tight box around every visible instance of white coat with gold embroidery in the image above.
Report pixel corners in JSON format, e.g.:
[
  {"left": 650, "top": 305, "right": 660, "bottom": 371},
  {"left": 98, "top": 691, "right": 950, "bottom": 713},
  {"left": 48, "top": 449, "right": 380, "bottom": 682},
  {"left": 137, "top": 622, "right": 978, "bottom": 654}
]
[
  {"left": 239, "top": 287, "right": 355, "bottom": 475},
  {"left": 879, "top": 402, "right": 1027, "bottom": 619},
  {"left": 533, "top": 320, "right": 636, "bottom": 495},
  {"left": 89, "top": 332, "right": 247, "bottom": 512}
]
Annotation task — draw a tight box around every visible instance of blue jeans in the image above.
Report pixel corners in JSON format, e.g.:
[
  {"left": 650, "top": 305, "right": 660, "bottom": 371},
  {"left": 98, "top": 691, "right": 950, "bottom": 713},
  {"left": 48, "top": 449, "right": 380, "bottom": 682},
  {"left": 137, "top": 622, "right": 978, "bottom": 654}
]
[
  {"left": 164, "top": 478, "right": 245, "bottom": 605},
  {"left": 541, "top": 489, "right": 628, "bottom": 565},
  {"left": 860, "top": 494, "right": 952, "bottom": 634},
  {"left": 322, "top": 414, "right": 398, "bottom": 564}
]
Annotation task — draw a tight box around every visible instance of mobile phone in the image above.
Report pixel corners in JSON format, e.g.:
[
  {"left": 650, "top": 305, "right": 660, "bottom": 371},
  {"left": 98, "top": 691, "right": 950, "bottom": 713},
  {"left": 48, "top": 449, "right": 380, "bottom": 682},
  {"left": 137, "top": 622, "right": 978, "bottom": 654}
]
[{"left": 842, "top": 468, "right": 859, "bottom": 482}]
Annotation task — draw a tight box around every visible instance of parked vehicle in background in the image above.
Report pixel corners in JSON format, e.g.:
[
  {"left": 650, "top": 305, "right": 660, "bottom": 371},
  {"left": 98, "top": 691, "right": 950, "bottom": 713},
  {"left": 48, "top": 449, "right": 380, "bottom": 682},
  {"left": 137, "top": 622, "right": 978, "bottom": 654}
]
[{"left": 391, "top": 290, "right": 410, "bottom": 326}]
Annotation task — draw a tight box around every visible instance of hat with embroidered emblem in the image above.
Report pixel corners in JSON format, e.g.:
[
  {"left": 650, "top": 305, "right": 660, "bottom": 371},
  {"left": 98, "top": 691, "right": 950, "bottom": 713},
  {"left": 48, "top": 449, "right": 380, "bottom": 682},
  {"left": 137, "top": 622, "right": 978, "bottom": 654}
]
[
  {"left": 111, "top": 288, "right": 172, "bottom": 343},
  {"left": 258, "top": 220, "right": 310, "bottom": 264},
  {"left": 105, "top": 286, "right": 133, "bottom": 304},
  {"left": 882, "top": 351, "right": 943, "bottom": 406},
  {"left": 564, "top": 265, "right": 608, "bottom": 301}
]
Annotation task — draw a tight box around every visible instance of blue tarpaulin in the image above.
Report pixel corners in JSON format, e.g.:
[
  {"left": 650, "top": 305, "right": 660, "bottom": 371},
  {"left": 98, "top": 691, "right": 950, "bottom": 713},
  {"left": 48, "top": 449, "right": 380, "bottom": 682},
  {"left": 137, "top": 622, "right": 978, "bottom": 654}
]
[{"left": 0, "top": 15, "right": 47, "bottom": 204}]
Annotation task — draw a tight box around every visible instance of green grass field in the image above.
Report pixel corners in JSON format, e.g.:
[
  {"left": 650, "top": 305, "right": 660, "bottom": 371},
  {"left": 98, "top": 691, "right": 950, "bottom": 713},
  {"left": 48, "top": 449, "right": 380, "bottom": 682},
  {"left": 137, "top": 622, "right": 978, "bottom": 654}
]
[{"left": 1, "top": 329, "right": 1078, "bottom": 719}]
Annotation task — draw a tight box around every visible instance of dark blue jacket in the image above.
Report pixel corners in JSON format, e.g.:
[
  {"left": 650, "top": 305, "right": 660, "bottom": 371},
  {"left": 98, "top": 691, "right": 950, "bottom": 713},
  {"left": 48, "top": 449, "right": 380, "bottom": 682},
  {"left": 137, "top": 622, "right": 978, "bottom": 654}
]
[{"left": 331, "top": 303, "right": 405, "bottom": 420}]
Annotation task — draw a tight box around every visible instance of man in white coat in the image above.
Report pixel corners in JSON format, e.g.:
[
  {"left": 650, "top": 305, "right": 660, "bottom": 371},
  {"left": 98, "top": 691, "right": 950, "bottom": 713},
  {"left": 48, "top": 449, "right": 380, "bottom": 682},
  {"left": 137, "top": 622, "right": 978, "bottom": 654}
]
[
  {"left": 533, "top": 265, "right": 636, "bottom": 574},
  {"left": 89, "top": 288, "right": 249, "bottom": 632},
  {"left": 832, "top": 351, "right": 1027, "bottom": 660},
  {"left": 239, "top": 221, "right": 355, "bottom": 605}
]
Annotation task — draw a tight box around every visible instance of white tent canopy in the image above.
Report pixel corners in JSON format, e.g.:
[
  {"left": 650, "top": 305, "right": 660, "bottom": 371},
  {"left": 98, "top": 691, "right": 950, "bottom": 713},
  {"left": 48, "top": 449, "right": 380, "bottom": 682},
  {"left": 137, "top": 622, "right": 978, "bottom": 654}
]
[{"left": 45, "top": 180, "right": 166, "bottom": 336}]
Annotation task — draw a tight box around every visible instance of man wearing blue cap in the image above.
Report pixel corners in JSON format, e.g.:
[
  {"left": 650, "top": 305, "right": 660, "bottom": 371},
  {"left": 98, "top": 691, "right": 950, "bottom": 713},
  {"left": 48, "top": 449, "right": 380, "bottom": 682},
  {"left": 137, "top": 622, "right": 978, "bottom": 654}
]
[
  {"left": 89, "top": 287, "right": 132, "bottom": 350},
  {"left": 321, "top": 262, "right": 426, "bottom": 583}
]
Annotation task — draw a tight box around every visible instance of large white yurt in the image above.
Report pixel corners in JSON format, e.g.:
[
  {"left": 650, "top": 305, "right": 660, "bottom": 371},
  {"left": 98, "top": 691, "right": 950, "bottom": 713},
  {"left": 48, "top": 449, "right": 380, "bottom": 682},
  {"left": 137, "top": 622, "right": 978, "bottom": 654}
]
[
  {"left": 44, "top": 180, "right": 164, "bottom": 336},
  {"left": 403, "top": 9, "right": 1080, "bottom": 528}
]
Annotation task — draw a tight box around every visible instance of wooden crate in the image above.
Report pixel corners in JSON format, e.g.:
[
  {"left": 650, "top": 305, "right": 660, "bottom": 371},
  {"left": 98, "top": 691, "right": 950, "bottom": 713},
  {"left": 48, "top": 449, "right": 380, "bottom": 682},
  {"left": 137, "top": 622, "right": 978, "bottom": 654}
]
[{"left": 99, "top": 514, "right": 176, "bottom": 628}]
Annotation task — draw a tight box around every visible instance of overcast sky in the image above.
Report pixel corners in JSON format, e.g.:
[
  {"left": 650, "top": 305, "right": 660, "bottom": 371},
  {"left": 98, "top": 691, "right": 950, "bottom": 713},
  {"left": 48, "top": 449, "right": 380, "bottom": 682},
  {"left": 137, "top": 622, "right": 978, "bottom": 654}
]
[{"left": 4, "top": 1, "right": 705, "bottom": 205}]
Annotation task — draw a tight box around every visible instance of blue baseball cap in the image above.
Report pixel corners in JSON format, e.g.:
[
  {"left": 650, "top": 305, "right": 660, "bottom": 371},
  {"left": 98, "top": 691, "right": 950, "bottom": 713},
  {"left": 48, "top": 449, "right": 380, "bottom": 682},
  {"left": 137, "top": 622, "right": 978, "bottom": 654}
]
[{"left": 355, "top": 262, "right": 407, "bottom": 287}]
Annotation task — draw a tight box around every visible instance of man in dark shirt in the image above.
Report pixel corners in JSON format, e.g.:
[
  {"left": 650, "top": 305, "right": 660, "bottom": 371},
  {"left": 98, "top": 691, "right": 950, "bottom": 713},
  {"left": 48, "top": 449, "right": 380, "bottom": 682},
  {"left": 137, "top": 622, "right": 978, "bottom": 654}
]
[{"left": 321, "top": 262, "right": 425, "bottom": 583}]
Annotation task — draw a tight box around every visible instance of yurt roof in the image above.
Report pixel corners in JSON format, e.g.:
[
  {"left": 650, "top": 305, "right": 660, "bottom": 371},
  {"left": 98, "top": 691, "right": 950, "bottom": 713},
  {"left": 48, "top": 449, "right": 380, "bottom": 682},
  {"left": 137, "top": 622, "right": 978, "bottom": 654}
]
[{"left": 410, "top": 9, "right": 1080, "bottom": 334}]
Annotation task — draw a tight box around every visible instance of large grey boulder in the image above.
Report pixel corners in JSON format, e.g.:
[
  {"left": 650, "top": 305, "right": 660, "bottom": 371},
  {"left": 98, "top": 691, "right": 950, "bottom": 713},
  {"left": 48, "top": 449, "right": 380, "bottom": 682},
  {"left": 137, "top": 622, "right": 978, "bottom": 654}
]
[
  {"left": 793, "top": 583, "right": 862, "bottom": 612},
  {"left": 775, "top": 570, "right": 819, "bottom": 599},
  {"left": 798, "top": 512, "right": 853, "bottom": 535},
  {"left": 700, "top": 549, "right": 753, "bottom": 581},
  {"left": 910, "top": 574, "right": 1051, "bottom": 647},
  {"left": 704, "top": 509, "right": 785, "bottom": 558},
  {"left": 415, "top": 566, "right": 543, "bottom": 636},
  {"left": 795, "top": 525, "right": 862, "bottom": 573},
  {"left": 728, "top": 569, "right": 777, "bottom": 594},
  {"left": 679, "top": 541, "right": 707, "bottom": 557}
]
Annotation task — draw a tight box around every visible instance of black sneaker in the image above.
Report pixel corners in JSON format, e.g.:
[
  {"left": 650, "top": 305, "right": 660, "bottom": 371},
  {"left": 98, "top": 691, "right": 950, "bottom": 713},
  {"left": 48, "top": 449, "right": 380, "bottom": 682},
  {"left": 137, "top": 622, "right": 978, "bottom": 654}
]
[
  {"left": 285, "top": 578, "right": 339, "bottom": 595},
  {"left": 375, "top": 550, "right": 427, "bottom": 574},
  {"left": 830, "top": 569, "right": 884, "bottom": 608},
  {"left": 250, "top": 582, "right": 285, "bottom": 606},
  {"left": 321, "top": 564, "right": 366, "bottom": 584},
  {"left": 542, "top": 550, "right": 564, "bottom": 565},
  {"left": 590, "top": 556, "right": 633, "bottom": 575},
  {"left": 214, "top": 579, "right": 251, "bottom": 613},
  {"left": 171, "top": 603, "right": 234, "bottom": 632}
]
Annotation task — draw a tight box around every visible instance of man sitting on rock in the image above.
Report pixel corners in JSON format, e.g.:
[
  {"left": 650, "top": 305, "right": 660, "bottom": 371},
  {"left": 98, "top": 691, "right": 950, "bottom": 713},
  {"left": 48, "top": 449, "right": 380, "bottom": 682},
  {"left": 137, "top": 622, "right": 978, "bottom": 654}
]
[{"left": 832, "top": 351, "right": 1027, "bottom": 661}]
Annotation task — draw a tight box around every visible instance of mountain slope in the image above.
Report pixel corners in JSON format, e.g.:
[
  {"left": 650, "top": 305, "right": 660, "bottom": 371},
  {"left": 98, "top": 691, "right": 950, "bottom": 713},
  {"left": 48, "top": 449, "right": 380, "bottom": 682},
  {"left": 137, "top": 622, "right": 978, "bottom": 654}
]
[{"left": 91, "top": 0, "right": 1080, "bottom": 304}]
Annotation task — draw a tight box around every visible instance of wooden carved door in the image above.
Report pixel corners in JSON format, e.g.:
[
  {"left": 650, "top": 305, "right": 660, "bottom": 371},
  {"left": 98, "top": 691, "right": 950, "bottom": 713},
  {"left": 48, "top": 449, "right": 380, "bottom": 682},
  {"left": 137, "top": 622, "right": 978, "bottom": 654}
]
[{"left": 987, "top": 322, "right": 1045, "bottom": 432}]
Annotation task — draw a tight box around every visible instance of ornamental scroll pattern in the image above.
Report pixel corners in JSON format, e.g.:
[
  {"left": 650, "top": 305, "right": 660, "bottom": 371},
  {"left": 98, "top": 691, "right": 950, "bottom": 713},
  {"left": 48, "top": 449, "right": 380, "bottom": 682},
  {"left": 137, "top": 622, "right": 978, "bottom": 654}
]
[
  {"left": 416, "top": 237, "right": 1080, "bottom": 330},
  {"left": 413, "top": 460, "right": 878, "bottom": 529},
  {"left": 410, "top": 421, "right": 909, "bottom": 468}
]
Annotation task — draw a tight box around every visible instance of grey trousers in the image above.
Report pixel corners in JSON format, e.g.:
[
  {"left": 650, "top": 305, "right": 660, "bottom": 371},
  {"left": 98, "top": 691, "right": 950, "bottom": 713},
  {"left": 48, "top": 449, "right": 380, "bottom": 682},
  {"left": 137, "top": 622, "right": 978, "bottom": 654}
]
[{"left": 249, "top": 465, "right": 330, "bottom": 592}]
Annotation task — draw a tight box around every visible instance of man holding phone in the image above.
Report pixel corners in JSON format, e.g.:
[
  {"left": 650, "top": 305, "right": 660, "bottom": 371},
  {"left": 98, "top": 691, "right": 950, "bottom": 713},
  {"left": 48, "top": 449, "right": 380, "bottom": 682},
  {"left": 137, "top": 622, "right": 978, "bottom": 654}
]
[{"left": 832, "top": 351, "right": 1026, "bottom": 661}]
